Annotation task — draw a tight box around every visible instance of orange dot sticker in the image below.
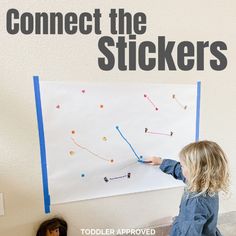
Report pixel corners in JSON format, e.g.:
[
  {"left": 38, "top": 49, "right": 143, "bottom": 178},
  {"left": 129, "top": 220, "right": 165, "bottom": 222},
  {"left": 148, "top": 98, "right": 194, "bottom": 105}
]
[{"left": 69, "top": 151, "right": 75, "bottom": 156}]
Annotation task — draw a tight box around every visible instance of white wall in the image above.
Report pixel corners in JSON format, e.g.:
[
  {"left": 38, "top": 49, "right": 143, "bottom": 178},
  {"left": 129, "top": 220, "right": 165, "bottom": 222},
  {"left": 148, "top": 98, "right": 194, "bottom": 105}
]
[{"left": 0, "top": 1, "right": 236, "bottom": 235}]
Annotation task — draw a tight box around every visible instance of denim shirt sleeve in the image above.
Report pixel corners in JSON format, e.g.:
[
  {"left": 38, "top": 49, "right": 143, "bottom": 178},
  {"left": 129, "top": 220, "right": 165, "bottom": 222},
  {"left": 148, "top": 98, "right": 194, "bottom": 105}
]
[{"left": 160, "top": 159, "right": 186, "bottom": 182}]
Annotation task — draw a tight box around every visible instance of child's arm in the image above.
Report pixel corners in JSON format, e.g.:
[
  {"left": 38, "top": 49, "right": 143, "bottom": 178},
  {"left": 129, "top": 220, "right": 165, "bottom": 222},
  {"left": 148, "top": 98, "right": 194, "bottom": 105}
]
[{"left": 149, "top": 157, "right": 186, "bottom": 182}]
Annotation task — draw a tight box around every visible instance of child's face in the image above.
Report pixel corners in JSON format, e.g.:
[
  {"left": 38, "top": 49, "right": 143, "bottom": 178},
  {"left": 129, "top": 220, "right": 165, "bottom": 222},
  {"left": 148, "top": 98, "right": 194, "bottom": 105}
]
[
  {"left": 180, "top": 157, "right": 189, "bottom": 181},
  {"left": 46, "top": 228, "right": 60, "bottom": 236}
]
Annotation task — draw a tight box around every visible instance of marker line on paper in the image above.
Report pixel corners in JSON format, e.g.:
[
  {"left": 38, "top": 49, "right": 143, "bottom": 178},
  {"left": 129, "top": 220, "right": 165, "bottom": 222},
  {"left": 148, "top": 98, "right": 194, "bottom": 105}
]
[
  {"left": 145, "top": 128, "right": 173, "bottom": 137},
  {"left": 71, "top": 137, "right": 113, "bottom": 163},
  {"left": 116, "top": 126, "right": 142, "bottom": 160},
  {"left": 144, "top": 94, "right": 159, "bottom": 111},
  {"left": 172, "top": 94, "right": 187, "bottom": 110}
]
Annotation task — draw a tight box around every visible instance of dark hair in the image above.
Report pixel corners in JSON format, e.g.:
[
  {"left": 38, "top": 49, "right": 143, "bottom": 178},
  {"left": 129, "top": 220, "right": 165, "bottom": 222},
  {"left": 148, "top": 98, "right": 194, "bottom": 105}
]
[{"left": 36, "top": 217, "right": 67, "bottom": 236}]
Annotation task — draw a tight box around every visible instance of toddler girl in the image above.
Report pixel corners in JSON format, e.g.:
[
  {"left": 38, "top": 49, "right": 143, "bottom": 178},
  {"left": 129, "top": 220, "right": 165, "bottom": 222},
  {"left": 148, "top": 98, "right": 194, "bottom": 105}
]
[{"left": 149, "top": 140, "right": 229, "bottom": 236}]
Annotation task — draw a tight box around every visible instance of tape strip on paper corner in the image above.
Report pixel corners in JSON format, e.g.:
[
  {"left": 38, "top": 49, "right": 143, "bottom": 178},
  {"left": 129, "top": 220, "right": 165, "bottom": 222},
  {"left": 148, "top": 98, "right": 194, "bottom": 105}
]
[
  {"left": 33, "top": 76, "right": 51, "bottom": 213},
  {"left": 195, "top": 81, "right": 201, "bottom": 142}
]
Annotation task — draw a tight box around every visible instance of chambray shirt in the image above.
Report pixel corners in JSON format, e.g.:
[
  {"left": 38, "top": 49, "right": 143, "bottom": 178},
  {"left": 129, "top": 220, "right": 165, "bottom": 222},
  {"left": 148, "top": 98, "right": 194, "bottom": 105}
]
[{"left": 160, "top": 159, "right": 222, "bottom": 236}]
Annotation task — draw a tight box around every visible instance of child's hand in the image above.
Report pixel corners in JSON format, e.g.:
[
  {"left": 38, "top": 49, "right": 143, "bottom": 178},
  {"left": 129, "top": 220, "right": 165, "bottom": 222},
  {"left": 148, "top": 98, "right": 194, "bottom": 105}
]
[{"left": 148, "top": 156, "right": 163, "bottom": 165}]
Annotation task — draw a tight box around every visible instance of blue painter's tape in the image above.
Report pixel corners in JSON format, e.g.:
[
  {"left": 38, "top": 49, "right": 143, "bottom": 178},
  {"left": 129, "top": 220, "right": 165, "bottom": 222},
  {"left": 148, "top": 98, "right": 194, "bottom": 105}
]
[
  {"left": 195, "top": 81, "right": 201, "bottom": 141},
  {"left": 33, "top": 76, "right": 50, "bottom": 213}
]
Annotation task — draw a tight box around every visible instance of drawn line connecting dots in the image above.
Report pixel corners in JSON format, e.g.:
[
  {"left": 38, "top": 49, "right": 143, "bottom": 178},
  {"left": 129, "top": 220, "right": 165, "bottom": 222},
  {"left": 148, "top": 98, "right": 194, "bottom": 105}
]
[
  {"left": 71, "top": 137, "right": 114, "bottom": 163},
  {"left": 145, "top": 128, "right": 173, "bottom": 137},
  {"left": 144, "top": 94, "right": 159, "bottom": 111},
  {"left": 115, "top": 126, "right": 142, "bottom": 160},
  {"left": 104, "top": 173, "right": 131, "bottom": 182},
  {"left": 172, "top": 94, "right": 187, "bottom": 110}
]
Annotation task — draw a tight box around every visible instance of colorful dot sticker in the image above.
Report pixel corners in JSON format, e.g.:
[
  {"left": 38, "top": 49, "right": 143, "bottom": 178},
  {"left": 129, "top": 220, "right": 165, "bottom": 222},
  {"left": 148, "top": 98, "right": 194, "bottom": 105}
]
[{"left": 69, "top": 151, "right": 75, "bottom": 156}]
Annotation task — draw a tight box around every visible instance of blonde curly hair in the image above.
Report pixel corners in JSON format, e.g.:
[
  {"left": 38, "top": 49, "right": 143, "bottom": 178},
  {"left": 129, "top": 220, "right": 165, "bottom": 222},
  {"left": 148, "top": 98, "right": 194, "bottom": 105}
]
[{"left": 179, "top": 140, "right": 229, "bottom": 195}]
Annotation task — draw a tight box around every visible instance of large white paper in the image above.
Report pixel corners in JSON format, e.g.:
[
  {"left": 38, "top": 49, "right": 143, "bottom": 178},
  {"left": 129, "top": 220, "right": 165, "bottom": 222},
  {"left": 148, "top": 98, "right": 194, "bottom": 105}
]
[{"left": 40, "top": 82, "right": 198, "bottom": 204}]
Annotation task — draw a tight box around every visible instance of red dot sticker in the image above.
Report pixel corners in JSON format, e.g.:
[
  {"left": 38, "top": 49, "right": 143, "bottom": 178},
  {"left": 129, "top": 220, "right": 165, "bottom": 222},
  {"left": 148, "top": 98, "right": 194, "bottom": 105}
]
[
  {"left": 56, "top": 105, "right": 60, "bottom": 109},
  {"left": 100, "top": 105, "right": 104, "bottom": 108},
  {"left": 71, "top": 130, "right": 75, "bottom": 134}
]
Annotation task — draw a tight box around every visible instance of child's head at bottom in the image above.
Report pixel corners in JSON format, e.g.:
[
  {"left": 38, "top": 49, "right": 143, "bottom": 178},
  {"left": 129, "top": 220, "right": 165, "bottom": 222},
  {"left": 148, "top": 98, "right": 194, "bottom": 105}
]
[
  {"left": 179, "top": 140, "right": 229, "bottom": 196},
  {"left": 36, "top": 217, "right": 67, "bottom": 236}
]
